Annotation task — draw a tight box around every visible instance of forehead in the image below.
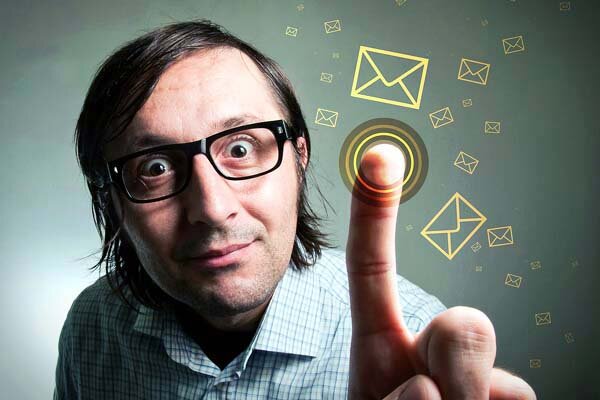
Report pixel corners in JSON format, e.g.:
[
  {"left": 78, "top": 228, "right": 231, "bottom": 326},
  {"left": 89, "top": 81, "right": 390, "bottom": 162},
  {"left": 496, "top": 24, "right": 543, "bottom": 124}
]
[{"left": 105, "top": 47, "right": 283, "bottom": 158}]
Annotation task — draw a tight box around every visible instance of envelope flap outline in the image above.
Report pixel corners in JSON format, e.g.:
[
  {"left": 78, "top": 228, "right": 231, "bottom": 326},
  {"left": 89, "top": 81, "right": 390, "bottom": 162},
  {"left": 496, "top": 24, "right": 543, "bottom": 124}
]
[
  {"left": 430, "top": 108, "right": 453, "bottom": 124},
  {"left": 422, "top": 194, "right": 462, "bottom": 234},
  {"left": 459, "top": 152, "right": 477, "bottom": 166},
  {"left": 504, "top": 36, "right": 524, "bottom": 49},
  {"left": 489, "top": 226, "right": 512, "bottom": 241},
  {"left": 461, "top": 59, "right": 490, "bottom": 77}
]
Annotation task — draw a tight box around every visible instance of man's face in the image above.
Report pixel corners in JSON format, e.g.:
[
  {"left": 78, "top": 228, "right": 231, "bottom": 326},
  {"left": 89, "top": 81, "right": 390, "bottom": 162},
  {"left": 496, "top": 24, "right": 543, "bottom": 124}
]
[{"left": 105, "top": 48, "right": 306, "bottom": 324}]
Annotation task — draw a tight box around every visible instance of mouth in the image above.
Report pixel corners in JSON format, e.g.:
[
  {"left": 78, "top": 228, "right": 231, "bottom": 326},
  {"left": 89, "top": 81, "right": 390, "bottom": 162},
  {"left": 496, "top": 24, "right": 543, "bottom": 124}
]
[{"left": 185, "top": 241, "right": 255, "bottom": 270}]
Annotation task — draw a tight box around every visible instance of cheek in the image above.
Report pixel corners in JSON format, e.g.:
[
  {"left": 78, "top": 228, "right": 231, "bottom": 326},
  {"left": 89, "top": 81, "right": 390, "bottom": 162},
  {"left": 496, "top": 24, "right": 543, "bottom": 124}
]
[{"left": 120, "top": 203, "right": 180, "bottom": 261}]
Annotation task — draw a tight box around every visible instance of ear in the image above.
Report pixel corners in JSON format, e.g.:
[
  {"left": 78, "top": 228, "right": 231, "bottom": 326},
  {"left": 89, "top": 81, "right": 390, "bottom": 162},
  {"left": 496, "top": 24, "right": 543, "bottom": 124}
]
[{"left": 295, "top": 136, "right": 309, "bottom": 171}]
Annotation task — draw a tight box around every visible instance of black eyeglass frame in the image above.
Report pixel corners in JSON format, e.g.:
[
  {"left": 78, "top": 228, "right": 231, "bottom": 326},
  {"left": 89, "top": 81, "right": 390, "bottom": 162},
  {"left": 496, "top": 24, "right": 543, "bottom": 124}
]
[{"left": 102, "top": 119, "right": 299, "bottom": 204}]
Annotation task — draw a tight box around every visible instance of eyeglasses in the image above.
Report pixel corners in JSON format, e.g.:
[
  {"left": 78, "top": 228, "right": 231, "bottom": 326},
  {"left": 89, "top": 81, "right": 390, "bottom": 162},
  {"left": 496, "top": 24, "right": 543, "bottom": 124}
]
[{"left": 103, "top": 119, "right": 298, "bottom": 203}]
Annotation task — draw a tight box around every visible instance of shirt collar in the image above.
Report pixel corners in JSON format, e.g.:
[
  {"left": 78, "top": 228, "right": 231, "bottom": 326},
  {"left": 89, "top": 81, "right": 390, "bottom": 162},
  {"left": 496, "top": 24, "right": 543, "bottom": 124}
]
[{"left": 252, "top": 263, "right": 322, "bottom": 358}]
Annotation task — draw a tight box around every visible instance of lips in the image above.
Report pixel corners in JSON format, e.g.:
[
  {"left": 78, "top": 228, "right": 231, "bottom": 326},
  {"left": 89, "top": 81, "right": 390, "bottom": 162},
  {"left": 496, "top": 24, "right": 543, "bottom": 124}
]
[
  {"left": 185, "top": 241, "right": 255, "bottom": 269},
  {"left": 194, "top": 242, "right": 252, "bottom": 259}
]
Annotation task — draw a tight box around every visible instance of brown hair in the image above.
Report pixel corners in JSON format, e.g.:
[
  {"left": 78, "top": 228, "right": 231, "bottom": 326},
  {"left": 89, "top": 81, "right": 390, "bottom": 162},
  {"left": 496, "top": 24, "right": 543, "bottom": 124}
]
[{"left": 75, "top": 19, "right": 332, "bottom": 312}]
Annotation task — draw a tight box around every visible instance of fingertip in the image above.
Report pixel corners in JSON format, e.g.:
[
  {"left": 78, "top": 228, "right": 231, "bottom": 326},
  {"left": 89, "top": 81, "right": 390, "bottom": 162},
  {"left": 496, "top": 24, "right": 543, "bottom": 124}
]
[{"left": 360, "top": 143, "right": 406, "bottom": 187}]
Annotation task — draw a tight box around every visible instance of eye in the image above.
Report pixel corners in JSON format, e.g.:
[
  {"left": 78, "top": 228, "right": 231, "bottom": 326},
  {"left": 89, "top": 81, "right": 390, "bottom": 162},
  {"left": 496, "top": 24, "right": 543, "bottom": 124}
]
[
  {"left": 139, "top": 156, "right": 173, "bottom": 177},
  {"left": 225, "top": 139, "right": 254, "bottom": 158}
]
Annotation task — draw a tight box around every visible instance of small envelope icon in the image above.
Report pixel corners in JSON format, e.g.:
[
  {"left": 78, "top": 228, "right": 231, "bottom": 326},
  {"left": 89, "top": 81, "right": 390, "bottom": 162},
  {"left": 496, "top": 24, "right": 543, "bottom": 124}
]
[
  {"left": 320, "top": 72, "right": 333, "bottom": 83},
  {"left": 505, "top": 273, "right": 523, "bottom": 288},
  {"left": 530, "top": 260, "right": 542, "bottom": 270},
  {"left": 324, "top": 19, "right": 341, "bottom": 34},
  {"left": 530, "top": 359, "right": 542, "bottom": 368},
  {"left": 429, "top": 107, "right": 454, "bottom": 129},
  {"left": 421, "top": 193, "right": 487, "bottom": 260},
  {"left": 315, "top": 108, "right": 339, "bottom": 128},
  {"left": 458, "top": 58, "right": 491, "bottom": 85},
  {"left": 484, "top": 121, "right": 501, "bottom": 134},
  {"left": 559, "top": 1, "right": 571, "bottom": 11},
  {"left": 285, "top": 26, "right": 298, "bottom": 37},
  {"left": 454, "top": 151, "right": 479, "bottom": 174},
  {"left": 502, "top": 35, "right": 525, "bottom": 54},
  {"left": 564, "top": 332, "right": 575, "bottom": 343},
  {"left": 351, "top": 46, "right": 429, "bottom": 109},
  {"left": 535, "top": 312, "right": 551, "bottom": 326},
  {"left": 462, "top": 98, "right": 473, "bottom": 107},
  {"left": 487, "top": 226, "right": 514, "bottom": 247}
]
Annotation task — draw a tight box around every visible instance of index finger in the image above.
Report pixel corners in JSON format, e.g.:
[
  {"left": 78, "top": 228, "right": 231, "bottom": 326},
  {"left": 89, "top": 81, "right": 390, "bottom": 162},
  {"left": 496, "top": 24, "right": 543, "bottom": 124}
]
[{"left": 346, "top": 143, "right": 412, "bottom": 339}]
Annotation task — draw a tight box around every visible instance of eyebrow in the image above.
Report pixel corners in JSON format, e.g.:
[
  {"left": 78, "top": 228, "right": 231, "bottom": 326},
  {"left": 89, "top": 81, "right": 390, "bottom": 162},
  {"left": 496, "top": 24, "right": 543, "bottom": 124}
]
[{"left": 127, "top": 113, "right": 262, "bottom": 152}]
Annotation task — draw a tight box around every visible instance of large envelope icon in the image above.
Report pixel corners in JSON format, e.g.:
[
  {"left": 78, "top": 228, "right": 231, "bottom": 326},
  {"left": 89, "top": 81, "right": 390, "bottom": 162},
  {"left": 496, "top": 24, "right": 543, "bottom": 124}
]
[
  {"left": 487, "top": 226, "right": 514, "bottom": 247},
  {"left": 351, "top": 46, "right": 429, "bottom": 109},
  {"left": 429, "top": 107, "right": 454, "bottom": 129},
  {"left": 458, "top": 58, "right": 491, "bottom": 85},
  {"left": 454, "top": 151, "right": 479, "bottom": 174},
  {"left": 502, "top": 35, "right": 525, "bottom": 54},
  {"left": 535, "top": 312, "right": 551, "bottom": 326},
  {"left": 505, "top": 273, "right": 523, "bottom": 288},
  {"left": 324, "top": 19, "right": 341, "bottom": 34},
  {"left": 315, "top": 108, "right": 339, "bottom": 128},
  {"left": 421, "top": 193, "right": 487, "bottom": 260}
]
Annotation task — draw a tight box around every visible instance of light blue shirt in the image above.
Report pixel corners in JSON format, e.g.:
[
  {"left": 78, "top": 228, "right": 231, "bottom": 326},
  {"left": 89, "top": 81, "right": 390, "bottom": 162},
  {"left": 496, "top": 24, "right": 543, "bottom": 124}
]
[{"left": 54, "top": 249, "right": 446, "bottom": 399}]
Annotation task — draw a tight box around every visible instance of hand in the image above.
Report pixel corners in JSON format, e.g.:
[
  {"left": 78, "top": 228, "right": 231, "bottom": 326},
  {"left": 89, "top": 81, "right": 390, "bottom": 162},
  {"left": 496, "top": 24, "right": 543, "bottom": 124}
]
[{"left": 346, "top": 144, "right": 536, "bottom": 400}]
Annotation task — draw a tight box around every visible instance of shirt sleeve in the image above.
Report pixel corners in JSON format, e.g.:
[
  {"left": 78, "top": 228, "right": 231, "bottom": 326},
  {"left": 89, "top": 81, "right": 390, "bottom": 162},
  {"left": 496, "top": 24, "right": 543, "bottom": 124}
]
[
  {"left": 53, "top": 305, "right": 79, "bottom": 399},
  {"left": 396, "top": 274, "right": 447, "bottom": 334}
]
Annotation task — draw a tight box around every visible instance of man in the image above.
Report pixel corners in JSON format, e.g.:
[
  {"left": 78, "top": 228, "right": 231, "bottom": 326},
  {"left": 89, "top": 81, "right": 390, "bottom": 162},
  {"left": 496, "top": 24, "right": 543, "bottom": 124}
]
[{"left": 55, "top": 20, "right": 536, "bottom": 399}]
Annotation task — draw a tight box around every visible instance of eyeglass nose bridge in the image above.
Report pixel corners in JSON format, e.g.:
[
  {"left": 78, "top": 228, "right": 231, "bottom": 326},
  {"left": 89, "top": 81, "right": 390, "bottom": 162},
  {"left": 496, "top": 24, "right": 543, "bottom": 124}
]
[{"left": 186, "top": 137, "right": 207, "bottom": 159}]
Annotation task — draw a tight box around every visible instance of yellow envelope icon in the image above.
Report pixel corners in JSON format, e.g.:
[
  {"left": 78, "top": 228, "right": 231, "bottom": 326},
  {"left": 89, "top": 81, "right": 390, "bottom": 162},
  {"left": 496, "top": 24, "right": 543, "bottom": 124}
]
[
  {"left": 285, "top": 26, "right": 298, "bottom": 37},
  {"left": 485, "top": 121, "right": 501, "bottom": 134},
  {"left": 559, "top": 1, "right": 571, "bottom": 11},
  {"left": 505, "top": 273, "right": 523, "bottom": 288},
  {"left": 487, "top": 226, "right": 513, "bottom": 247},
  {"left": 458, "top": 58, "right": 491, "bottom": 85},
  {"left": 429, "top": 107, "right": 454, "bottom": 129},
  {"left": 530, "top": 359, "right": 542, "bottom": 368},
  {"left": 530, "top": 260, "right": 542, "bottom": 270},
  {"left": 350, "top": 46, "right": 429, "bottom": 109},
  {"left": 454, "top": 151, "right": 479, "bottom": 174},
  {"left": 421, "top": 193, "right": 487, "bottom": 260},
  {"left": 324, "top": 19, "right": 341, "bottom": 34},
  {"left": 535, "top": 312, "right": 551, "bottom": 326},
  {"left": 320, "top": 72, "right": 333, "bottom": 83},
  {"left": 462, "top": 98, "right": 473, "bottom": 107},
  {"left": 502, "top": 35, "right": 525, "bottom": 54},
  {"left": 315, "top": 108, "right": 339, "bottom": 128},
  {"left": 564, "top": 332, "right": 575, "bottom": 343}
]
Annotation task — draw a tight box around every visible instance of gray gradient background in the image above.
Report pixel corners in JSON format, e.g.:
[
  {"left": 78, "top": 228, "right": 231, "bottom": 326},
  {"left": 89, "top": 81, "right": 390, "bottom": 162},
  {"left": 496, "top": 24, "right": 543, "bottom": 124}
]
[{"left": 1, "top": 0, "right": 598, "bottom": 399}]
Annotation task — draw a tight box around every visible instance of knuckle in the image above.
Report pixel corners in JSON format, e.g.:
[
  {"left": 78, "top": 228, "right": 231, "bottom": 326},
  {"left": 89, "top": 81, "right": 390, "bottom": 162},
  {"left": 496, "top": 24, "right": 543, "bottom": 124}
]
[{"left": 430, "top": 306, "right": 496, "bottom": 356}]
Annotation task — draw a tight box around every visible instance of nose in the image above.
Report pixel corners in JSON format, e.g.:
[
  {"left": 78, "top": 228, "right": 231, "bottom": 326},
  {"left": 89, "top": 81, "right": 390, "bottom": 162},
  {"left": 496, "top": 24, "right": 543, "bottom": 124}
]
[{"left": 183, "top": 154, "right": 239, "bottom": 227}]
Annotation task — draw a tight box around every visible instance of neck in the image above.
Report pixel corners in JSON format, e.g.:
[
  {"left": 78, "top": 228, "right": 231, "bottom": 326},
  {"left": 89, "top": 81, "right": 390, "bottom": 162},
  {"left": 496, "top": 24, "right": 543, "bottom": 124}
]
[{"left": 169, "top": 297, "right": 271, "bottom": 335}]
